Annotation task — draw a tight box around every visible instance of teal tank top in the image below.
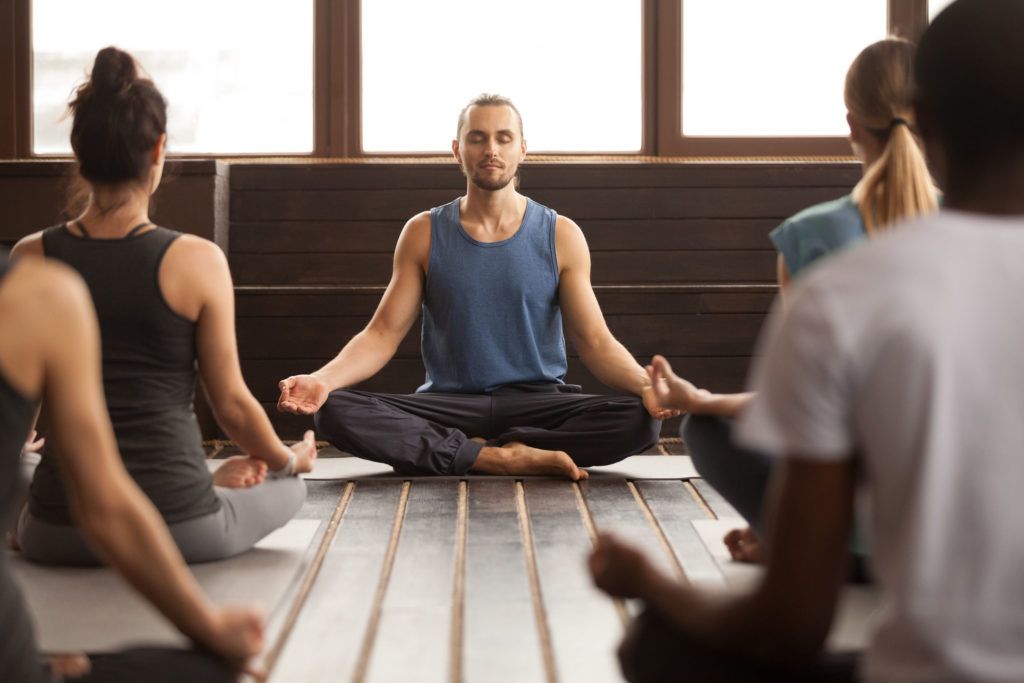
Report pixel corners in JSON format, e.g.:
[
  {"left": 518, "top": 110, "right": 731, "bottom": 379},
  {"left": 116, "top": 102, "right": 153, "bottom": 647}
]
[
  {"left": 769, "top": 195, "right": 866, "bottom": 279},
  {"left": 419, "top": 198, "right": 567, "bottom": 393}
]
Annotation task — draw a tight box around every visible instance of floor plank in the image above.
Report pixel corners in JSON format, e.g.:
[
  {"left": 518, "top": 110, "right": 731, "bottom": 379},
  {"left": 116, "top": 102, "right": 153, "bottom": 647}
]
[
  {"left": 690, "top": 478, "right": 742, "bottom": 519},
  {"left": 580, "top": 479, "right": 681, "bottom": 582},
  {"left": 463, "top": 480, "right": 548, "bottom": 683},
  {"left": 523, "top": 480, "right": 625, "bottom": 683},
  {"left": 633, "top": 480, "right": 726, "bottom": 589},
  {"left": 270, "top": 480, "right": 404, "bottom": 682},
  {"left": 363, "top": 480, "right": 460, "bottom": 683}
]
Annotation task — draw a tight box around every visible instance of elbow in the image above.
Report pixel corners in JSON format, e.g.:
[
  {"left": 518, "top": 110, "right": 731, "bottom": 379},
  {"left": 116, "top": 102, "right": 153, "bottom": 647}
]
[
  {"left": 572, "top": 331, "right": 609, "bottom": 363},
  {"left": 71, "top": 487, "right": 135, "bottom": 554},
  {"left": 210, "top": 391, "right": 257, "bottom": 437}
]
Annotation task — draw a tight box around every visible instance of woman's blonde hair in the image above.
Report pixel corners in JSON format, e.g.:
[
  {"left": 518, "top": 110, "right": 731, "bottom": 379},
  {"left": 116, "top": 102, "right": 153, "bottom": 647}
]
[{"left": 845, "top": 38, "right": 938, "bottom": 235}]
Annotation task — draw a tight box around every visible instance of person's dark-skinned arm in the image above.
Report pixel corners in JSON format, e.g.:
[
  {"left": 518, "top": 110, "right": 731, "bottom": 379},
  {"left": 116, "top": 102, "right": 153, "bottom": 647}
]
[{"left": 591, "top": 455, "right": 855, "bottom": 666}]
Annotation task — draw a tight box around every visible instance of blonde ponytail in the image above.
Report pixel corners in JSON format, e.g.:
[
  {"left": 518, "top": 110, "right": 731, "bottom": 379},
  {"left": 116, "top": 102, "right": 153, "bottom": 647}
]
[{"left": 845, "top": 39, "right": 939, "bottom": 235}]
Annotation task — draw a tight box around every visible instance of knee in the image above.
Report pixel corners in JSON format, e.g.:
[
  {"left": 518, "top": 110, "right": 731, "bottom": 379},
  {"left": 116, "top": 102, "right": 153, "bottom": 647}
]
[
  {"left": 276, "top": 476, "right": 307, "bottom": 514},
  {"left": 314, "top": 389, "right": 365, "bottom": 435},
  {"left": 620, "top": 398, "right": 661, "bottom": 452},
  {"left": 680, "top": 414, "right": 728, "bottom": 473}
]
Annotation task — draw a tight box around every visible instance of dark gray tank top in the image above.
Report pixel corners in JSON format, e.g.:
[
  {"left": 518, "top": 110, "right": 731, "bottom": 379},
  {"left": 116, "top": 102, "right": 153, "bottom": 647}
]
[
  {"left": 29, "top": 225, "right": 219, "bottom": 525},
  {"left": 0, "top": 251, "right": 52, "bottom": 682}
]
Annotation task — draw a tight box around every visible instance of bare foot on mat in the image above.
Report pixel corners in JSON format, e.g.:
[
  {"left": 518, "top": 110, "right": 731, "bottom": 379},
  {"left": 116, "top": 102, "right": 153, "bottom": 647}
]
[
  {"left": 471, "top": 441, "right": 589, "bottom": 481},
  {"left": 723, "top": 526, "right": 766, "bottom": 564}
]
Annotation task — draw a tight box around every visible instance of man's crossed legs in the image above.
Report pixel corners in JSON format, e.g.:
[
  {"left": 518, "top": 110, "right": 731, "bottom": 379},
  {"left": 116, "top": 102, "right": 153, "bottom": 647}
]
[{"left": 314, "top": 383, "right": 660, "bottom": 478}]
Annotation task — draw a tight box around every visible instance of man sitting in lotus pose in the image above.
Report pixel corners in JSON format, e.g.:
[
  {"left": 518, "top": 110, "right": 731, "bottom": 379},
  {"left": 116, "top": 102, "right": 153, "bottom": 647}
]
[{"left": 278, "top": 94, "right": 671, "bottom": 478}]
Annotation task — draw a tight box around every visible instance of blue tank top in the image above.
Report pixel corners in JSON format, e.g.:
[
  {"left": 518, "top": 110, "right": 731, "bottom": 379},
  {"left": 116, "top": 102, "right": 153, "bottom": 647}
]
[
  {"left": 769, "top": 195, "right": 866, "bottom": 279},
  {"left": 419, "top": 197, "right": 566, "bottom": 393}
]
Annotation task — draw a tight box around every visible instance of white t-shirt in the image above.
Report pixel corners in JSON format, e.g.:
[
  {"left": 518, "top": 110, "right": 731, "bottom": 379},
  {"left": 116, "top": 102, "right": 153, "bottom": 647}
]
[{"left": 736, "top": 210, "right": 1024, "bottom": 682}]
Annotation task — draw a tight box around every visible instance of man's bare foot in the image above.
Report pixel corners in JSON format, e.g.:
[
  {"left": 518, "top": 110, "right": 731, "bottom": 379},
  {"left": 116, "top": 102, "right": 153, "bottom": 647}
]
[
  {"left": 213, "top": 455, "right": 267, "bottom": 489},
  {"left": 471, "top": 441, "right": 588, "bottom": 480},
  {"left": 6, "top": 531, "right": 19, "bottom": 551},
  {"left": 47, "top": 652, "right": 91, "bottom": 677},
  {"left": 723, "top": 526, "right": 766, "bottom": 564}
]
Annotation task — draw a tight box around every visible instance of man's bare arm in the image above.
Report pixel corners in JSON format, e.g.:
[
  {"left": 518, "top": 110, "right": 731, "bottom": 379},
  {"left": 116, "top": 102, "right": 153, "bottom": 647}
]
[
  {"left": 591, "top": 456, "right": 854, "bottom": 665},
  {"left": 555, "top": 217, "right": 676, "bottom": 418},
  {"left": 278, "top": 213, "right": 430, "bottom": 414}
]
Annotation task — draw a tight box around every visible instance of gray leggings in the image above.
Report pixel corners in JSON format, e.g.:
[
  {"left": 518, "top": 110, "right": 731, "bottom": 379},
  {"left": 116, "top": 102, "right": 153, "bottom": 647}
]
[{"left": 17, "top": 477, "right": 306, "bottom": 566}]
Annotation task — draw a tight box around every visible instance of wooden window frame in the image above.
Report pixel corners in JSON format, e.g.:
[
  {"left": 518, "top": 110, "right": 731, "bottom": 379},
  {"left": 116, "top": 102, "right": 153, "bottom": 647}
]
[
  {"left": 0, "top": 0, "right": 932, "bottom": 160},
  {"left": 656, "top": 0, "right": 930, "bottom": 157}
]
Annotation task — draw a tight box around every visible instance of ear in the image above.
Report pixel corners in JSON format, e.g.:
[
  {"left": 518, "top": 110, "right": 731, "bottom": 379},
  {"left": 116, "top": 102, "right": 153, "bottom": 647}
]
[
  {"left": 520, "top": 137, "right": 527, "bottom": 160},
  {"left": 152, "top": 133, "right": 167, "bottom": 164},
  {"left": 452, "top": 139, "right": 461, "bottom": 164},
  {"left": 846, "top": 113, "right": 862, "bottom": 145}
]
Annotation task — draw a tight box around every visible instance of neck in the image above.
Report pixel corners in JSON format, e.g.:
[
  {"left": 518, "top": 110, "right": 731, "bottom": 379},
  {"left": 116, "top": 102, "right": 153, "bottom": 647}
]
[
  {"left": 858, "top": 143, "right": 884, "bottom": 177},
  {"left": 461, "top": 184, "right": 525, "bottom": 231},
  {"left": 77, "top": 185, "right": 152, "bottom": 236},
  {"left": 942, "top": 156, "right": 1024, "bottom": 215}
]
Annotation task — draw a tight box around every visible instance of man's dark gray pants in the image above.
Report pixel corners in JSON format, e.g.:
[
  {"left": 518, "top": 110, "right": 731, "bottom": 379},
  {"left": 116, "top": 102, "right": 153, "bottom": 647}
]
[{"left": 314, "top": 383, "right": 661, "bottom": 475}]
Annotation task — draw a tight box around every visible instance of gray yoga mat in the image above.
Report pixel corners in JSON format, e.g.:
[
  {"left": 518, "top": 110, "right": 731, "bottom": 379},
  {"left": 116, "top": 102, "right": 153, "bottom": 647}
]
[
  {"left": 207, "top": 454, "right": 697, "bottom": 480},
  {"left": 8, "top": 519, "right": 319, "bottom": 653}
]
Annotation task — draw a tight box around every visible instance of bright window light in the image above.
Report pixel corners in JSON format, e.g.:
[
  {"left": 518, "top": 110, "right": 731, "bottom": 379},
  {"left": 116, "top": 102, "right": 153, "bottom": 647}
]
[
  {"left": 682, "top": 0, "right": 886, "bottom": 137},
  {"left": 361, "top": 0, "right": 642, "bottom": 153},
  {"left": 929, "top": 0, "right": 956, "bottom": 19},
  {"left": 32, "top": 0, "right": 314, "bottom": 155}
]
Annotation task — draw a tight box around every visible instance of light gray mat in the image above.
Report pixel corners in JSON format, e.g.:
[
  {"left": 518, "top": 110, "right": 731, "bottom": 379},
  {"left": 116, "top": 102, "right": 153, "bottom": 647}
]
[
  {"left": 9, "top": 519, "right": 319, "bottom": 653},
  {"left": 208, "top": 454, "right": 696, "bottom": 480}
]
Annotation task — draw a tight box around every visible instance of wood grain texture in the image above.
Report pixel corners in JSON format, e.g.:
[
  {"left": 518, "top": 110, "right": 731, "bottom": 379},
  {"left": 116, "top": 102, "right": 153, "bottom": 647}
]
[
  {"left": 271, "top": 480, "right": 404, "bottom": 682},
  {"left": 633, "top": 481, "right": 725, "bottom": 589},
  {"left": 462, "top": 480, "right": 547, "bottom": 683},
  {"left": 522, "top": 480, "right": 624, "bottom": 683},
  {"left": 363, "top": 480, "right": 460, "bottom": 683}
]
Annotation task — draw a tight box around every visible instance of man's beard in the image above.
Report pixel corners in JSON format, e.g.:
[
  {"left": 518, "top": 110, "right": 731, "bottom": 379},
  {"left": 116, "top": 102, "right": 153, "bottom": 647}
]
[{"left": 466, "top": 163, "right": 517, "bottom": 191}]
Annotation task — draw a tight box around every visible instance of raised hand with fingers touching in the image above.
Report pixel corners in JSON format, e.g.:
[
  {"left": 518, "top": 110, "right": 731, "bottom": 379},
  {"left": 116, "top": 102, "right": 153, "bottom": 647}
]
[
  {"left": 277, "top": 374, "right": 330, "bottom": 415},
  {"left": 645, "top": 355, "right": 712, "bottom": 415}
]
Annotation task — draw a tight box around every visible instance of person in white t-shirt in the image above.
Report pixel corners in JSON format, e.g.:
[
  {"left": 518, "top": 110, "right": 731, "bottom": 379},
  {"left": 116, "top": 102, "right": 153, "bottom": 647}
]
[{"left": 589, "top": 1, "right": 1024, "bottom": 681}]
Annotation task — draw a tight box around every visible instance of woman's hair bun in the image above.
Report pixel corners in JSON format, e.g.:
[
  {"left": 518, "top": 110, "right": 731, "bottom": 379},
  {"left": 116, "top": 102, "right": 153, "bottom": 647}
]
[{"left": 90, "top": 46, "right": 137, "bottom": 96}]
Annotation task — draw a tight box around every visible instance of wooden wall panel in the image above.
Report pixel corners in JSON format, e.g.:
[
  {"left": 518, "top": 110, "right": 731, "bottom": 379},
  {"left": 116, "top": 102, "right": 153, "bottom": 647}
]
[
  {"left": 1, "top": 159, "right": 859, "bottom": 439},
  {"left": 225, "top": 160, "right": 857, "bottom": 437},
  {"left": 0, "top": 160, "right": 230, "bottom": 249}
]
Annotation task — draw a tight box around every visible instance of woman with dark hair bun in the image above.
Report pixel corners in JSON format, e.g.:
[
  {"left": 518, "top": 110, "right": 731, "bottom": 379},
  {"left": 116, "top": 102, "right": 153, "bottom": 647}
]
[{"left": 12, "top": 46, "right": 317, "bottom": 566}]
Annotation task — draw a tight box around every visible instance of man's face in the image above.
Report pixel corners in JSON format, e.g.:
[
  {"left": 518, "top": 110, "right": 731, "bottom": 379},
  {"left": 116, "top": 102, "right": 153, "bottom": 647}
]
[{"left": 453, "top": 105, "right": 526, "bottom": 191}]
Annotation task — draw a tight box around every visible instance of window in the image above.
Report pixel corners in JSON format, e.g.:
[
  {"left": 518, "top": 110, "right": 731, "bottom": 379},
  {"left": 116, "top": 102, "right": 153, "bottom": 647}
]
[
  {"left": 31, "top": 0, "right": 314, "bottom": 155},
  {"left": 928, "top": 0, "right": 956, "bottom": 20},
  {"left": 1, "top": 1, "right": 940, "bottom": 159},
  {"left": 360, "top": 0, "right": 642, "bottom": 153},
  {"left": 681, "top": 0, "right": 887, "bottom": 137}
]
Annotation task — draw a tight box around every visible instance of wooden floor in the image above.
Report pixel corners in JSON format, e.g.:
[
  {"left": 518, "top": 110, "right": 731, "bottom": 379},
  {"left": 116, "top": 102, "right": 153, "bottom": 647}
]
[{"left": 202, "top": 441, "right": 874, "bottom": 683}]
